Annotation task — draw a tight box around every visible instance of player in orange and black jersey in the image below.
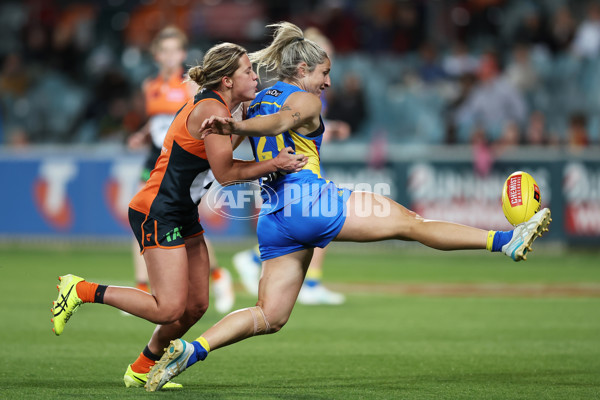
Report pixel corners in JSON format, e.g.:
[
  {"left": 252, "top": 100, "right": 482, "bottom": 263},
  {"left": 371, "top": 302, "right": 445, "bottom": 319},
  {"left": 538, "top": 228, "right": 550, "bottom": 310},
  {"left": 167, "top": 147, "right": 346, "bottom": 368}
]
[
  {"left": 127, "top": 27, "right": 237, "bottom": 322},
  {"left": 51, "top": 41, "right": 307, "bottom": 388}
]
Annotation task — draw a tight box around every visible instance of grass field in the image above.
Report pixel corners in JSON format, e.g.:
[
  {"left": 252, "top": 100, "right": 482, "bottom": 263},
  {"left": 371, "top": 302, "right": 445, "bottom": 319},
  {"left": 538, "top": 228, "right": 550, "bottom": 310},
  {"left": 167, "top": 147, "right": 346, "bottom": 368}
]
[{"left": 1, "top": 243, "right": 599, "bottom": 399}]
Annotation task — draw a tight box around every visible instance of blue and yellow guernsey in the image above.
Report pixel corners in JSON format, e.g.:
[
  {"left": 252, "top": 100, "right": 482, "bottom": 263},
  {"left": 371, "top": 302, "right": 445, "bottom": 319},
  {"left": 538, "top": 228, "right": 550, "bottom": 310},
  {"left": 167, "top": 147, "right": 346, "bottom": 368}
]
[{"left": 247, "top": 81, "right": 326, "bottom": 215}]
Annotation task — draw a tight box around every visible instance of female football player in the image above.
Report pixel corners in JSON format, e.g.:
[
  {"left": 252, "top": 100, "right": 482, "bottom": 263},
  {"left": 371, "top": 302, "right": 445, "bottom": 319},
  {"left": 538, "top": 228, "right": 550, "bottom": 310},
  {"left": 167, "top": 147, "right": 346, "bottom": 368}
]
[
  {"left": 145, "top": 22, "right": 551, "bottom": 391},
  {"left": 127, "top": 26, "right": 236, "bottom": 316},
  {"left": 51, "top": 40, "right": 307, "bottom": 388}
]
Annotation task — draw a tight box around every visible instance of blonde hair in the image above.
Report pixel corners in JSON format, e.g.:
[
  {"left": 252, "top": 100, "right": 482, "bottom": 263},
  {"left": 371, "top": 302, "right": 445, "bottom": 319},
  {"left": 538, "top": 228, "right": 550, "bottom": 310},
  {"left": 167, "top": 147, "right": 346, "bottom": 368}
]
[
  {"left": 250, "top": 22, "right": 328, "bottom": 80},
  {"left": 187, "top": 42, "right": 247, "bottom": 91},
  {"left": 151, "top": 26, "right": 188, "bottom": 53}
]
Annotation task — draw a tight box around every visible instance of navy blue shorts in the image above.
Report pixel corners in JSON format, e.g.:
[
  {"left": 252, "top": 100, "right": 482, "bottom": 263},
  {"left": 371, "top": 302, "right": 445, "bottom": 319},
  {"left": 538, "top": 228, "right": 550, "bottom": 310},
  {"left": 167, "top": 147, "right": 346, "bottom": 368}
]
[
  {"left": 257, "top": 182, "right": 352, "bottom": 260},
  {"left": 129, "top": 208, "right": 204, "bottom": 254}
]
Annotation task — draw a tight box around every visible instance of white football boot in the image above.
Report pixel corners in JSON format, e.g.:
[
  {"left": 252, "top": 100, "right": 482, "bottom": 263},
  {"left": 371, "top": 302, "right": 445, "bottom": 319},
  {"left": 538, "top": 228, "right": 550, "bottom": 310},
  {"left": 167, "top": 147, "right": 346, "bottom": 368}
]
[
  {"left": 503, "top": 208, "right": 551, "bottom": 261},
  {"left": 146, "top": 339, "right": 195, "bottom": 392},
  {"left": 297, "top": 283, "right": 346, "bottom": 305},
  {"left": 212, "top": 267, "right": 235, "bottom": 314},
  {"left": 232, "top": 249, "right": 260, "bottom": 296}
]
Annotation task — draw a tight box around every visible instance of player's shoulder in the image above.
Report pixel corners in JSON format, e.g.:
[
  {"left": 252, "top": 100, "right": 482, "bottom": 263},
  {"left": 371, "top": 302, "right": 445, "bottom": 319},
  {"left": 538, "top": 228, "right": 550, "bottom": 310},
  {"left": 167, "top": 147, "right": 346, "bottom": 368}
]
[
  {"left": 190, "top": 92, "right": 230, "bottom": 120},
  {"left": 285, "top": 91, "right": 322, "bottom": 112}
]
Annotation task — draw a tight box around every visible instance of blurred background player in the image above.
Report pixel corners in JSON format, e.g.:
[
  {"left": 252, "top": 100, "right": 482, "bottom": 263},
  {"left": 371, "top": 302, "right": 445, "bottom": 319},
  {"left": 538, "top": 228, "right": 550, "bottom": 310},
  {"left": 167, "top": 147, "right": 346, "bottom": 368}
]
[
  {"left": 127, "top": 26, "right": 234, "bottom": 314},
  {"left": 233, "top": 27, "right": 347, "bottom": 306}
]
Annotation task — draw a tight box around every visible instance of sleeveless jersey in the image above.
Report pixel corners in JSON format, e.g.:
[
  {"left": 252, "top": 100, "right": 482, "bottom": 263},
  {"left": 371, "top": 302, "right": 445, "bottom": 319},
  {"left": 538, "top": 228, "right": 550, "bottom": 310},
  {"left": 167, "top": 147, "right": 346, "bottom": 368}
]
[
  {"left": 247, "top": 81, "right": 325, "bottom": 214},
  {"left": 143, "top": 68, "right": 190, "bottom": 147},
  {"left": 129, "top": 89, "right": 229, "bottom": 224}
]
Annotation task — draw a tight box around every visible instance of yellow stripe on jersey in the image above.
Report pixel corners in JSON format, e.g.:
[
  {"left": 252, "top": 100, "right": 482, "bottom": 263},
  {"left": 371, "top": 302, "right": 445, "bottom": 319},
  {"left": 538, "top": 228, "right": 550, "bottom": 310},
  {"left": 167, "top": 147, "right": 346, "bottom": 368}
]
[
  {"left": 290, "top": 131, "right": 321, "bottom": 178},
  {"left": 248, "top": 100, "right": 283, "bottom": 111}
]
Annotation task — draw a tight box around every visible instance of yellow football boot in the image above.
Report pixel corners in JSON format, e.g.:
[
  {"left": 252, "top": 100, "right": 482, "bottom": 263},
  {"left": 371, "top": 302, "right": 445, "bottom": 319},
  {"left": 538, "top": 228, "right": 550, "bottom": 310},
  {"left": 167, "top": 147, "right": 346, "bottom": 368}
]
[
  {"left": 51, "top": 274, "right": 85, "bottom": 335},
  {"left": 124, "top": 364, "right": 183, "bottom": 389}
]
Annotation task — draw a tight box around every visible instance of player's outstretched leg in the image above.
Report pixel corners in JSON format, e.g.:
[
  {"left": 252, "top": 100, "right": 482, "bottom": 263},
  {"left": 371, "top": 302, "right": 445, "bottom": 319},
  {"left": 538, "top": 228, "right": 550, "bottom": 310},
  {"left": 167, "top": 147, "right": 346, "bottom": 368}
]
[
  {"left": 146, "top": 338, "right": 207, "bottom": 392},
  {"left": 124, "top": 364, "right": 183, "bottom": 389},
  {"left": 502, "top": 208, "right": 551, "bottom": 261},
  {"left": 51, "top": 274, "right": 85, "bottom": 335}
]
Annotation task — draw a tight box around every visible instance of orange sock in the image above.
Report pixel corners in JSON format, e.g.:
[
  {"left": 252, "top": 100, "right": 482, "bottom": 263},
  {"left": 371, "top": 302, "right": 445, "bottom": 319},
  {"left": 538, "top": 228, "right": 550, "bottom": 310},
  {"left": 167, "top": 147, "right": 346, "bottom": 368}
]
[
  {"left": 211, "top": 268, "right": 222, "bottom": 280},
  {"left": 76, "top": 281, "right": 99, "bottom": 303},
  {"left": 131, "top": 352, "right": 156, "bottom": 374},
  {"left": 136, "top": 282, "right": 150, "bottom": 293}
]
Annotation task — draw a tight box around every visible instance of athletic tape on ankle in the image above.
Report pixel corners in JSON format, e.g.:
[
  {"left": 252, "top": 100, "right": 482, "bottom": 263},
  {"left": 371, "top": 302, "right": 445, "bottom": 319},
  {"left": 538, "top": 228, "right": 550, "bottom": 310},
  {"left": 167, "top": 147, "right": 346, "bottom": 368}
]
[{"left": 249, "top": 306, "right": 271, "bottom": 335}]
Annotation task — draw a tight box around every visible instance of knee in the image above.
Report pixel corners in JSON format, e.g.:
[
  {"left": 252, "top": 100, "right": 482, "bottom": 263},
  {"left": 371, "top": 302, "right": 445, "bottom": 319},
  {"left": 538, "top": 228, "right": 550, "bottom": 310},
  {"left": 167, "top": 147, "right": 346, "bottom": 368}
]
[
  {"left": 154, "top": 306, "right": 185, "bottom": 325},
  {"left": 395, "top": 208, "right": 425, "bottom": 238},
  {"left": 255, "top": 302, "right": 289, "bottom": 334},
  {"left": 184, "top": 300, "right": 209, "bottom": 324},
  {"left": 266, "top": 314, "right": 288, "bottom": 333}
]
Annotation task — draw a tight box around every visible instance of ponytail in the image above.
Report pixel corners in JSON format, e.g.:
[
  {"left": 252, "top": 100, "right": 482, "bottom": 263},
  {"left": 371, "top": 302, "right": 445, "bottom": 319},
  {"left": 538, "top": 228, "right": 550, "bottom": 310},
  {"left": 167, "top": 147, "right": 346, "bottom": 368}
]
[{"left": 250, "top": 22, "right": 328, "bottom": 80}]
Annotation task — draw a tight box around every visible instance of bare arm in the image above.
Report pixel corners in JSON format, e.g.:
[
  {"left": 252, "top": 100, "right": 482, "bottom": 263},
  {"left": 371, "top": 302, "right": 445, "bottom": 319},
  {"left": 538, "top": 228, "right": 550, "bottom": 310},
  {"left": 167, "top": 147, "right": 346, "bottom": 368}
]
[
  {"left": 201, "top": 91, "right": 322, "bottom": 138},
  {"left": 204, "top": 134, "right": 306, "bottom": 185},
  {"left": 186, "top": 97, "right": 307, "bottom": 185},
  {"left": 128, "top": 80, "right": 151, "bottom": 149},
  {"left": 127, "top": 121, "right": 151, "bottom": 149}
]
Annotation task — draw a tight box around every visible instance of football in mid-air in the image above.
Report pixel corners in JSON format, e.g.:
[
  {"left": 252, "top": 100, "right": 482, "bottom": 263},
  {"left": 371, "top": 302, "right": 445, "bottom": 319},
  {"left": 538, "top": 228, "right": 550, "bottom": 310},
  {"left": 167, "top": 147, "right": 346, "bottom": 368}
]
[{"left": 501, "top": 171, "right": 541, "bottom": 226}]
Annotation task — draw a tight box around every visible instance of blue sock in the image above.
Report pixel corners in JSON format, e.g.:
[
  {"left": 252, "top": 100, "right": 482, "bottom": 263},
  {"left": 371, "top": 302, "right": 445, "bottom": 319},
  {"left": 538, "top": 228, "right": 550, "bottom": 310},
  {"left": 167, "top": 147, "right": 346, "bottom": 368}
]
[
  {"left": 186, "top": 340, "right": 208, "bottom": 367},
  {"left": 492, "top": 230, "right": 514, "bottom": 252},
  {"left": 304, "top": 279, "right": 319, "bottom": 288}
]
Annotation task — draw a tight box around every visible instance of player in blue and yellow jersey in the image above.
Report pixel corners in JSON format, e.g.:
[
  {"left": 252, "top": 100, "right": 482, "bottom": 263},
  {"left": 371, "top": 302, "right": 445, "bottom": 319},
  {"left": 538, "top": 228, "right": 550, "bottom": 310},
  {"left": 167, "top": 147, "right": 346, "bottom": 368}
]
[
  {"left": 232, "top": 27, "right": 347, "bottom": 305},
  {"left": 50, "top": 41, "right": 307, "bottom": 389},
  {"left": 145, "top": 22, "right": 552, "bottom": 391}
]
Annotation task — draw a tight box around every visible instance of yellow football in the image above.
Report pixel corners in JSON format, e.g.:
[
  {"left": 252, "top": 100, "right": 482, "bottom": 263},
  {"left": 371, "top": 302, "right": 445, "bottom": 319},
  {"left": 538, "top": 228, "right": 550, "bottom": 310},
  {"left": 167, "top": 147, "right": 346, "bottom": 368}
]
[{"left": 501, "top": 171, "right": 541, "bottom": 226}]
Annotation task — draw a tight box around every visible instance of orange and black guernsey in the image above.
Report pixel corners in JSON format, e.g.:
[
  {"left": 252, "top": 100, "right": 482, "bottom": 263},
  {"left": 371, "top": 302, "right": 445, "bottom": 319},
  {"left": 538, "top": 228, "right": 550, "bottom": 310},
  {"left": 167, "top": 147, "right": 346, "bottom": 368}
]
[{"left": 129, "top": 89, "right": 229, "bottom": 225}]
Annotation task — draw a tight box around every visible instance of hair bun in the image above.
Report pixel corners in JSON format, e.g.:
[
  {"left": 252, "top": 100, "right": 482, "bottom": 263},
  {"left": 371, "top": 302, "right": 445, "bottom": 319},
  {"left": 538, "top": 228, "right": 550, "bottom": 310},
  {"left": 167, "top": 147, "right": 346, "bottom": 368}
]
[{"left": 188, "top": 66, "right": 206, "bottom": 84}]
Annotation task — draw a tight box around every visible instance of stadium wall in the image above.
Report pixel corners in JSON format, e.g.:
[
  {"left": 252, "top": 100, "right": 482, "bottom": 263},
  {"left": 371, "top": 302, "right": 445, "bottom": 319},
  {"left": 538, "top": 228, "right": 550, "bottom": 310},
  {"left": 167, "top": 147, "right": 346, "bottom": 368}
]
[{"left": 0, "top": 145, "right": 598, "bottom": 245}]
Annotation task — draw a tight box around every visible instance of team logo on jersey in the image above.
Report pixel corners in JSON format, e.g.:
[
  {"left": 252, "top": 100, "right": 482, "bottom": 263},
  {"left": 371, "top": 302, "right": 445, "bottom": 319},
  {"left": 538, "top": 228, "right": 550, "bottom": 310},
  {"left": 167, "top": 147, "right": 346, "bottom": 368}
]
[
  {"left": 105, "top": 161, "right": 143, "bottom": 228},
  {"left": 265, "top": 89, "right": 283, "bottom": 97},
  {"left": 34, "top": 160, "right": 77, "bottom": 230}
]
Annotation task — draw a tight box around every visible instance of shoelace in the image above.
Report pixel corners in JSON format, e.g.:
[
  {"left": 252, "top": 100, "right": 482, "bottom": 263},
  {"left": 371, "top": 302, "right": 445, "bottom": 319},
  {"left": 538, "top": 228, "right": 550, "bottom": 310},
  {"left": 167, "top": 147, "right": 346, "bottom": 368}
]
[{"left": 53, "top": 285, "right": 75, "bottom": 317}]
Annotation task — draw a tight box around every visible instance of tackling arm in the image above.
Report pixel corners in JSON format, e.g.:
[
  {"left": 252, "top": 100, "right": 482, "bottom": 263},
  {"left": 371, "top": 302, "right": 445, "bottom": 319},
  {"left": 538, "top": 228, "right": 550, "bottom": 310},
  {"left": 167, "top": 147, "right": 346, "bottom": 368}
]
[{"left": 201, "top": 92, "right": 322, "bottom": 138}]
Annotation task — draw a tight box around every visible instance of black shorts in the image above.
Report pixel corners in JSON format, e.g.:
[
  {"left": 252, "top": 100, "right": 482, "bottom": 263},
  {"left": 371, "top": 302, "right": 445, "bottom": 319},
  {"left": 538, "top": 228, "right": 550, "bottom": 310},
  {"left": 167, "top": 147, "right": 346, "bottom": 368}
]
[{"left": 129, "top": 208, "right": 204, "bottom": 253}]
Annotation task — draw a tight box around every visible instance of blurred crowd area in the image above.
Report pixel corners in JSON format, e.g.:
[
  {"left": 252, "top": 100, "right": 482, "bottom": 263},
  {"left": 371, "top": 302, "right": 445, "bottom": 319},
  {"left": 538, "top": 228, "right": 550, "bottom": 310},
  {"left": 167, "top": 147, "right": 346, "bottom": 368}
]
[{"left": 1, "top": 0, "right": 600, "bottom": 150}]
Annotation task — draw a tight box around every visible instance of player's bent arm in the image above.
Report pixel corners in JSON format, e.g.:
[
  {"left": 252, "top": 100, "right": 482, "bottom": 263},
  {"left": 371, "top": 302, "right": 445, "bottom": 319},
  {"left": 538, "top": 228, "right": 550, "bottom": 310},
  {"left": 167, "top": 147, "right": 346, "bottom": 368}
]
[
  {"left": 202, "top": 92, "right": 322, "bottom": 137},
  {"left": 127, "top": 122, "right": 151, "bottom": 149},
  {"left": 234, "top": 92, "right": 321, "bottom": 136},
  {"left": 205, "top": 135, "right": 306, "bottom": 185},
  {"left": 205, "top": 134, "right": 273, "bottom": 184}
]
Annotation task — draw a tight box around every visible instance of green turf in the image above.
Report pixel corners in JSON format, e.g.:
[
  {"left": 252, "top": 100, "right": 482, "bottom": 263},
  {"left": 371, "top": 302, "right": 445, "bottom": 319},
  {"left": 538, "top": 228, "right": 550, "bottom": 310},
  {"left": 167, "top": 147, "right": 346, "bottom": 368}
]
[{"left": 0, "top": 244, "right": 599, "bottom": 399}]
